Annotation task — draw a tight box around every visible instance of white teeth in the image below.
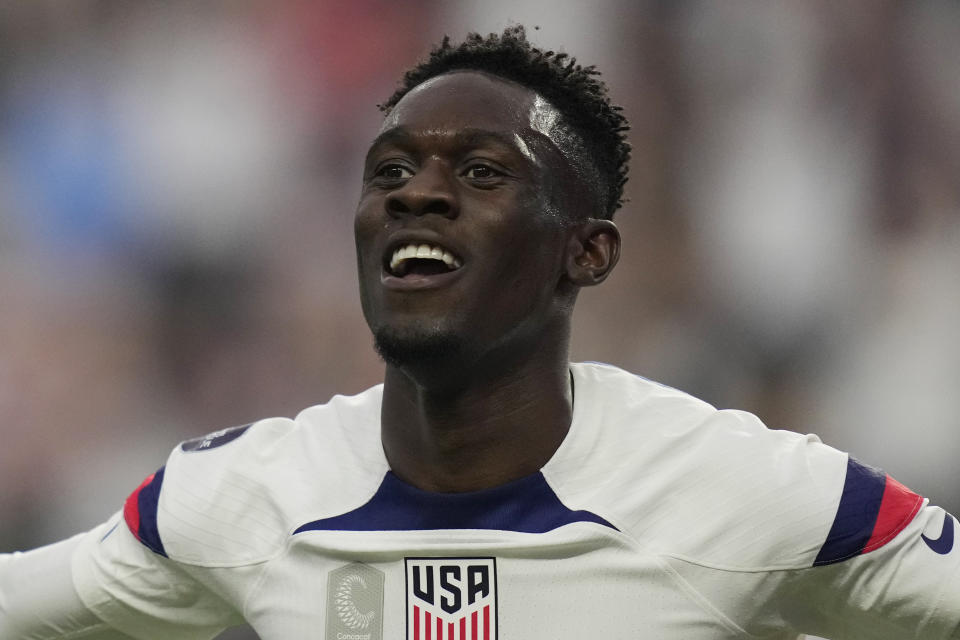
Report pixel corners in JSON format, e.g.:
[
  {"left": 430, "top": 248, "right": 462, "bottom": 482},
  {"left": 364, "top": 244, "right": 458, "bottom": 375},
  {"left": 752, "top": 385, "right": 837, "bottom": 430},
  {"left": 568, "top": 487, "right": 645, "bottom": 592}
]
[
  {"left": 446, "top": 252, "right": 462, "bottom": 269},
  {"left": 388, "top": 242, "right": 462, "bottom": 275}
]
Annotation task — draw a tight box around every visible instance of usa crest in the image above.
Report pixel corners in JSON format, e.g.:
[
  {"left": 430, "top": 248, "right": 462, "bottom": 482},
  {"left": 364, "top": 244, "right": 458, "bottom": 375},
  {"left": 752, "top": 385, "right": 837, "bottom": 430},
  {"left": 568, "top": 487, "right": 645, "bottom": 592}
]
[{"left": 405, "top": 557, "right": 497, "bottom": 640}]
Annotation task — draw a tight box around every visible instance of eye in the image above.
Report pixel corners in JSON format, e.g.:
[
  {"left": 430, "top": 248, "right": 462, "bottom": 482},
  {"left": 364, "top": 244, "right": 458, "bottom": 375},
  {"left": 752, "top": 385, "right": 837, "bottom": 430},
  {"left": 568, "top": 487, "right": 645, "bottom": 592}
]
[
  {"left": 376, "top": 164, "right": 414, "bottom": 180},
  {"left": 462, "top": 163, "right": 502, "bottom": 181}
]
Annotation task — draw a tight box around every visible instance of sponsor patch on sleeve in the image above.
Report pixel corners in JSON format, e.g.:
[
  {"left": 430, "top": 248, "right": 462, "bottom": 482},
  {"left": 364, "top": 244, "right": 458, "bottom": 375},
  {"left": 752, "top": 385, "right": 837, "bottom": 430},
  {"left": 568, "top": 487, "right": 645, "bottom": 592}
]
[
  {"left": 814, "top": 457, "right": 923, "bottom": 566},
  {"left": 180, "top": 423, "right": 252, "bottom": 452}
]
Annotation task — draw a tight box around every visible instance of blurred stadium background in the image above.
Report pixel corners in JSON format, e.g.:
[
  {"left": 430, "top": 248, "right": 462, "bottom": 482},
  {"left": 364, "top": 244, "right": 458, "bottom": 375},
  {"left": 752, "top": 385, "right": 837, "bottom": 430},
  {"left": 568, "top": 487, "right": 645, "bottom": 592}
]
[{"left": 1, "top": 2, "right": 958, "bottom": 638}]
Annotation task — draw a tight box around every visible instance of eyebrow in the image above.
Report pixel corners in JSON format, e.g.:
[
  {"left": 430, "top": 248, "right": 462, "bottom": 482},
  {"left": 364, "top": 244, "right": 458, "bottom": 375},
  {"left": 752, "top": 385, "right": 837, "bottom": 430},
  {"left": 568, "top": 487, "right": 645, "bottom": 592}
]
[{"left": 366, "top": 126, "right": 530, "bottom": 158}]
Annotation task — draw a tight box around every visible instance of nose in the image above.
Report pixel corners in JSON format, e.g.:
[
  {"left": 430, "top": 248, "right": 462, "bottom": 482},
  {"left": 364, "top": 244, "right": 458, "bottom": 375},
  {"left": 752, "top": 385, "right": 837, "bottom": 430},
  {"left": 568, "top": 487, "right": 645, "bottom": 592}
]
[{"left": 385, "top": 161, "right": 458, "bottom": 219}]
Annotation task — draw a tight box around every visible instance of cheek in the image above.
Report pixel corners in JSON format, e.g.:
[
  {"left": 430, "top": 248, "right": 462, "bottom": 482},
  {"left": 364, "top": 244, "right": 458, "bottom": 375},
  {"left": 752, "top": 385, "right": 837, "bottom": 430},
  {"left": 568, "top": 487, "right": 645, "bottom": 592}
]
[
  {"left": 353, "top": 201, "right": 384, "bottom": 265},
  {"left": 500, "top": 199, "right": 565, "bottom": 276},
  {"left": 489, "top": 223, "right": 565, "bottom": 303},
  {"left": 353, "top": 198, "right": 378, "bottom": 241}
]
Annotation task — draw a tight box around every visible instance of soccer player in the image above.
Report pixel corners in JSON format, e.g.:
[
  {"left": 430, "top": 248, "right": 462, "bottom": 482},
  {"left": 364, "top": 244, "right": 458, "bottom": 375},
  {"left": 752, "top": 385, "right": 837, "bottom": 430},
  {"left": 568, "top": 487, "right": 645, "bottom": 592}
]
[{"left": 2, "top": 26, "right": 958, "bottom": 640}]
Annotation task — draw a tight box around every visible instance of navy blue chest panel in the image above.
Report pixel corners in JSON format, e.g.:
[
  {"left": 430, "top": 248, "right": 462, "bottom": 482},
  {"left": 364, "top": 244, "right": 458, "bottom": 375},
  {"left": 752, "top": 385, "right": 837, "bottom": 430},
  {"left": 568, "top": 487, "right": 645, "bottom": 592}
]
[{"left": 293, "top": 471, "right": 618, "bottom": 534}]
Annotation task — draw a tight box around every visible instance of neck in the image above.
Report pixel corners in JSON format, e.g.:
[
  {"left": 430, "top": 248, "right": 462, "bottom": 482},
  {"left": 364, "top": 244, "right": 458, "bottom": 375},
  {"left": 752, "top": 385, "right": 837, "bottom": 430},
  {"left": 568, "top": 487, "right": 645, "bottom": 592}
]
[{"left": 380, "top": 326, "right": 573, "bottom": 493}]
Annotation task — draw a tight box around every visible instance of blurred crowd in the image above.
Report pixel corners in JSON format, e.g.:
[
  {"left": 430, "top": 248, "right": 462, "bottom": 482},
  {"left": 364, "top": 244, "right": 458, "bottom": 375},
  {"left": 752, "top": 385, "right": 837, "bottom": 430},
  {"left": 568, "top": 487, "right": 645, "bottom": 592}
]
[{"left": 1, "top": 2, "right": 958, "bottom": 637}]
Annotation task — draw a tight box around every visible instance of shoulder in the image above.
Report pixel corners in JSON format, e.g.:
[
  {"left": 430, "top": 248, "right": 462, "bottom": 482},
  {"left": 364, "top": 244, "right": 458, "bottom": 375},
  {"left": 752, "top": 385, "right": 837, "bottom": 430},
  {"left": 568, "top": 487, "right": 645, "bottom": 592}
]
[
  {"left": 124, "top": 384, "right": 387, "bottom": 567},
  {"left": 556, "top": 363, "right": 868, "bottom": 570}
]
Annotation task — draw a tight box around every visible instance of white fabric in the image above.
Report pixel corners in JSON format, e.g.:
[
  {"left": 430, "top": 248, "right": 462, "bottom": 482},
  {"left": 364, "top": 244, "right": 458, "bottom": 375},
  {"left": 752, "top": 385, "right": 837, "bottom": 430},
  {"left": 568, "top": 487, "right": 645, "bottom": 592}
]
[
  {"left": 70, "top": 515, "right": 243, "bottom": 640},
  {"left": 0, "top": 530, "right": 130, "bottom": 639},
  {"left": 2, "top": 362, "right": 958, "bottom": 638}
]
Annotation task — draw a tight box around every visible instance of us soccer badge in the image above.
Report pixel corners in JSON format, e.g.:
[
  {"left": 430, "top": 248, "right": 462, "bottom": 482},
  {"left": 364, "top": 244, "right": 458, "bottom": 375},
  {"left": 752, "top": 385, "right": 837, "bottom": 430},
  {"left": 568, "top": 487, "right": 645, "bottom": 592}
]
[
  {"left": 405, "top": 557, "right": 497, "bottom": 640},
  {"left": 326, "top": 563, "right": 385, "bottom": 640}
]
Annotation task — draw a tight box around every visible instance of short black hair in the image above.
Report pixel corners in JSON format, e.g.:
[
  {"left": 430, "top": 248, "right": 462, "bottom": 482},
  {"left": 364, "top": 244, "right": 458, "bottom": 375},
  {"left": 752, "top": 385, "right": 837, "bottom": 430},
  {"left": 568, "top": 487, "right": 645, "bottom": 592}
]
[{"left": 381, "top": 25, "right": 630, "bottom": 219}]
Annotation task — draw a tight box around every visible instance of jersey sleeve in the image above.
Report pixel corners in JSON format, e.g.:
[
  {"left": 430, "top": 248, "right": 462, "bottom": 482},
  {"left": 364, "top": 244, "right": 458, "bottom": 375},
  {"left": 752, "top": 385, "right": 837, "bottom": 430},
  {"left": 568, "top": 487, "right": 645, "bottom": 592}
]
[
  {"left": 2, "top": 420, "right": 294, "bottom": 639},
  {"left": 71, "top": 418, "right": 300, "bottom": 638},
  {"left": 778, "top": 472, "right": 960, "bottom": 639},
  {"left": 69, "top": 512, "right": 242, "bottom": 640},
  {"left": 0, "top": 512, "right": 239, "bottom": 640},
  {"left": 73, "top": 420, "right": 297, "bottom": 637},
  {"left": 0, "top": 528, "right": 132, "bottom": 639},
  {"left": 639, "top": 406, "right": 959, "bottom": 638}
]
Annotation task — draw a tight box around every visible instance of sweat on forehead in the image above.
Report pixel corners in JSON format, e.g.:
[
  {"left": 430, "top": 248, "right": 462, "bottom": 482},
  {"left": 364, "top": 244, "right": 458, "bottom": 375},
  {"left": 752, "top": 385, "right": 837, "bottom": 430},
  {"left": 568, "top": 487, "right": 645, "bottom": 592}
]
[{"left": 381, "top": 72, "right": 558, "bottom": 138}]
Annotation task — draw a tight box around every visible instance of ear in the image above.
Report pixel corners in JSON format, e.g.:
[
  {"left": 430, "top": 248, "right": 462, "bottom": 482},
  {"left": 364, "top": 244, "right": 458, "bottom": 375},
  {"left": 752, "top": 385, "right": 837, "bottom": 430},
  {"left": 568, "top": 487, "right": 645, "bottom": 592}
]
[{"left": 563, "top": 219, "right": 621, "bottom": 287}]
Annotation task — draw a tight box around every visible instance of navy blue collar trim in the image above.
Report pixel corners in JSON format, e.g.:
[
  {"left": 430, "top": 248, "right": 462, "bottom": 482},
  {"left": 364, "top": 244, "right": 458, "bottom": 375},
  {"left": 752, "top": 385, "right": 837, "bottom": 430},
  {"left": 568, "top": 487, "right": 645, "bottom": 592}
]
[{"left": 294, "top": 471, "right": 617, "bottom": 534}]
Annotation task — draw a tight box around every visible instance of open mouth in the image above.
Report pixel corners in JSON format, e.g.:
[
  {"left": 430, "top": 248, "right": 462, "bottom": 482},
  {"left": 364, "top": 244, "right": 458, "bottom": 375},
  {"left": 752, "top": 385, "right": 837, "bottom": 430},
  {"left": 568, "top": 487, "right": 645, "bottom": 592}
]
[{"left": 386, "top": 243, "right": 463, "bottom": 277}]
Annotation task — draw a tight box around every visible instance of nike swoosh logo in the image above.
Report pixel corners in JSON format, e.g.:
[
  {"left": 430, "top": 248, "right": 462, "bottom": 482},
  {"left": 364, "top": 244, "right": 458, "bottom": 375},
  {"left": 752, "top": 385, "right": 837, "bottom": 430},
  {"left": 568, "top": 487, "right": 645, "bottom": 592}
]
[{"left": 921, "top": 512, "right": 955, "bottom": 555}]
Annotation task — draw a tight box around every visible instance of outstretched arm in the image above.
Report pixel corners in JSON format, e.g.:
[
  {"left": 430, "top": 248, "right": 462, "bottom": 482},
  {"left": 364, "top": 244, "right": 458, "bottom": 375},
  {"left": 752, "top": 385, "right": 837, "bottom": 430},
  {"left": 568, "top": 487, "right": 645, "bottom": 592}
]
[
  {"left": 1, "top": 513, "right": 241, "bottom": 640},
  {"left": 0, "top": 530, "right": 131, "bottom": 639}
]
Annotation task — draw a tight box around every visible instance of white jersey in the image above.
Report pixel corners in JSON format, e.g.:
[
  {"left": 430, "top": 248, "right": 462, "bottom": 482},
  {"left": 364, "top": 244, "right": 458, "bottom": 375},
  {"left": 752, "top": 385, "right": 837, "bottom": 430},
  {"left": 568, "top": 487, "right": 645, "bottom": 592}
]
[{"left": 3, "top": 362, "right": 959, "bottom": 639}]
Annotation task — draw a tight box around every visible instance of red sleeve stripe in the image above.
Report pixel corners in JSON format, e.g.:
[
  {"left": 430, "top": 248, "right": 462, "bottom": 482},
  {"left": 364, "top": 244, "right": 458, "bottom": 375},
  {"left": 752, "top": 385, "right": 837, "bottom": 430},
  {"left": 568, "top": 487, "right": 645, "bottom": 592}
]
[
  {"left": 862, "top": 474, "right": 923, "bottom": 553},
  {"left": 814, "top": 457, "right": 922, "bottom": 566},
  {"left": 122, "top": 467, "right": 168, "bottom": 557},
  {"left": 122, "top": 472, "right": 152, "bottom": 536}
]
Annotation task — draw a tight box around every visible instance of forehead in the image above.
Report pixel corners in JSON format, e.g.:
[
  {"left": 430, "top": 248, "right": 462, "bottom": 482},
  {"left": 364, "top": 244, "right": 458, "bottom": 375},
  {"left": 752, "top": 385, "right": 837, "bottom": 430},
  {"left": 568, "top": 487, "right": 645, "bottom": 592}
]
[{"left": 378, "top": 71, "right": 562, "bottom": 146}]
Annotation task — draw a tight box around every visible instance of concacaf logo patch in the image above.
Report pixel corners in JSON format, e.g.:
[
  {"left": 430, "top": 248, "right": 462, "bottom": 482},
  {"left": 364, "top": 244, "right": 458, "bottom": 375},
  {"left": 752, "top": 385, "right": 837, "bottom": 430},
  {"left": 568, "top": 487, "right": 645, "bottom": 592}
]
[
  {"left": 405, "top": 557, "right": 497, "bottom": 640},
  {"left": 326, "top": 563, "right": 385, "bottom": 640}
]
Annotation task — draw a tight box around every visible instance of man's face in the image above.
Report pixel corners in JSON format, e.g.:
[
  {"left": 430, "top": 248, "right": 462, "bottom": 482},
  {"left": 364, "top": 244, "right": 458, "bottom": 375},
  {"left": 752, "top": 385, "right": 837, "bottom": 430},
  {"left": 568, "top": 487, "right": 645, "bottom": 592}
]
[{"left": 354, "top": 71, "right": 576, "bottom": 369}]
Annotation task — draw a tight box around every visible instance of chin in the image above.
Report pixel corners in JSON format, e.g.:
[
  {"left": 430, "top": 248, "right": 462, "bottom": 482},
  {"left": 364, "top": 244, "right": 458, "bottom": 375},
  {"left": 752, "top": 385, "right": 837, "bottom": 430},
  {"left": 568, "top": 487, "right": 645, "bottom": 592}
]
[{"left": 372, "top": 323, "right": 466, "bottom": 368}]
